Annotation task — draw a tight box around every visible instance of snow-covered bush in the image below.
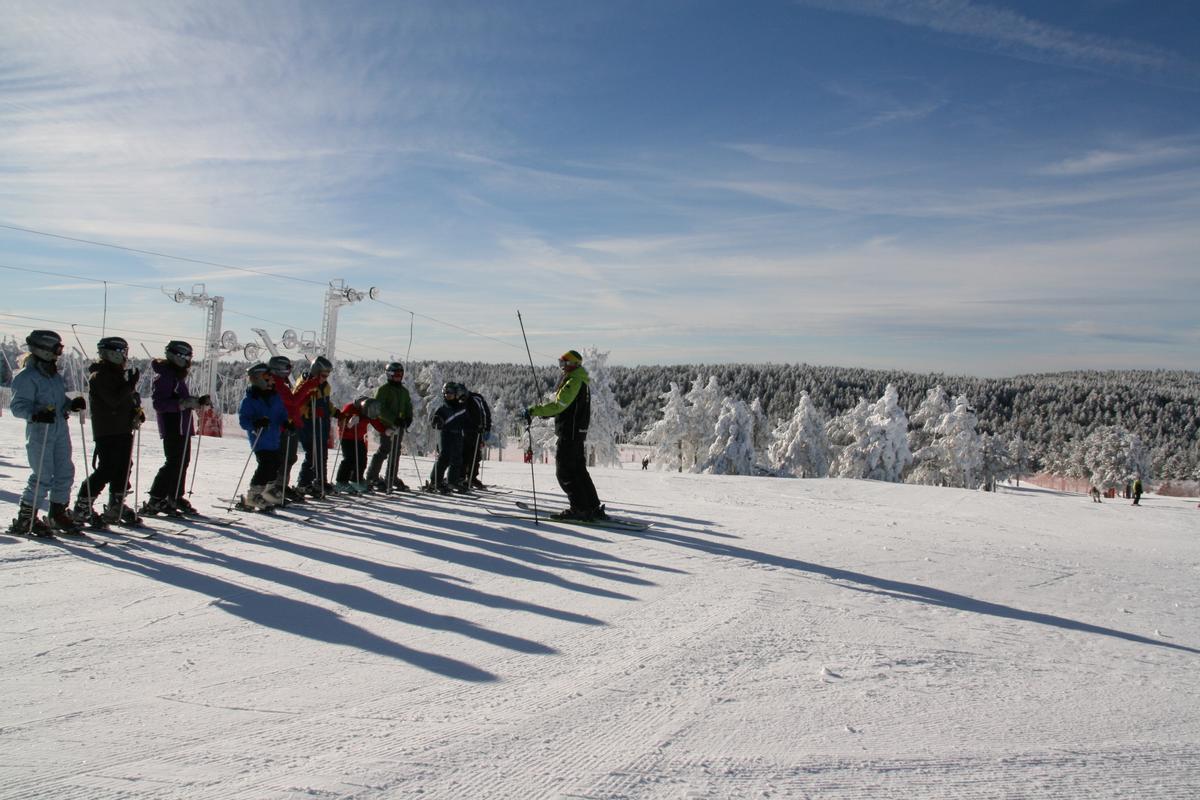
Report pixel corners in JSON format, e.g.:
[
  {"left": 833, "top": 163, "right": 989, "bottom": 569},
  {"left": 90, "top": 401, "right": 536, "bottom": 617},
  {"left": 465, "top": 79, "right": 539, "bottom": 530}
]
[
  {"left": 768, "top": 391, "right": 830, "bottom": 478},
  {"left": 699, "top": 397, "right": 756, "bottom": 475}
]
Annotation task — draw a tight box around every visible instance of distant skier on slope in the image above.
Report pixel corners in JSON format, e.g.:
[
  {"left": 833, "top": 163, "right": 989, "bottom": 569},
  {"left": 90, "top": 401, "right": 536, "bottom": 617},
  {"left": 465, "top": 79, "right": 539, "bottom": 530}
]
[
  {"left": 524, "top": 349, "right": 607, "bottom": 522},
  {"left": 7, "top": 330, "right": 85, "bottom": 535}
]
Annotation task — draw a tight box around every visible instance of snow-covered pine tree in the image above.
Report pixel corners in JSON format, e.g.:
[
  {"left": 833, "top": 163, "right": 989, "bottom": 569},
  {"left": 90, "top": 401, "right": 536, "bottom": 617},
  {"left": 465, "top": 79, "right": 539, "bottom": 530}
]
[
  {"left": 641, "top": 381, "right": 689, "bottom": 472},
  {"left": 1008, "top": 434, "right": 1030, "bottom": 486},
  {"left": 929, "top": 395, "right": 983, "bottom": 489},
  {"left": 906, "top": 386, "right": 949, "bottom": 482},
  {"left": 768, "top": 391, "right": 830, "bottom": 477},
  {"left": 978, "top": 433, "right": 1014, "bottom": 491},
  {"left": 1081, "top": 426, "right": 1151, "bottom": 490},
  {"left": 699, "top": 397, "right": 755, "bottom": 475},
  {"left": 684, "top": 375, "right": 724, "bottom": 471},
  {"left": 749, "top": 397, "right": 770, "bottom": 465},
  {"left": 827, "top": 397, "right": 871, "bottom": 478},
  {"left": 862, "top": 384, "right": 913, "bottom": 482},
  {"left": 582, "top": 347, "right": 621, "bottom": 467}
]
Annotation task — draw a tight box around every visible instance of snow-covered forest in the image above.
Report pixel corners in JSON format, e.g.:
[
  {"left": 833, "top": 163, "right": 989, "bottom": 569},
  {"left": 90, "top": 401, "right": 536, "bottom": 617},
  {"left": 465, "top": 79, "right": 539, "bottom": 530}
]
[{"left": 2, "top": 337, "right": 1195, "bottom": 486}]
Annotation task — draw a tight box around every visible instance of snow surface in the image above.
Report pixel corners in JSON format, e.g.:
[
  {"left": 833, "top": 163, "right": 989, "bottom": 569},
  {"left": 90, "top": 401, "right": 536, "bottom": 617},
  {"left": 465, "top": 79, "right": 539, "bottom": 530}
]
[{"left": 1, "top": 414, "right": 1198, "bottom": 799}]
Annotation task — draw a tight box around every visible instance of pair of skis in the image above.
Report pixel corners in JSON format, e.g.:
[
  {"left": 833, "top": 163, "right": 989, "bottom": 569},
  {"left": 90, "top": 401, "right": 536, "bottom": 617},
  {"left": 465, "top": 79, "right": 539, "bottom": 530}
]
[{"left": 487, "top": 501, "right": 650, "bottom": 531}]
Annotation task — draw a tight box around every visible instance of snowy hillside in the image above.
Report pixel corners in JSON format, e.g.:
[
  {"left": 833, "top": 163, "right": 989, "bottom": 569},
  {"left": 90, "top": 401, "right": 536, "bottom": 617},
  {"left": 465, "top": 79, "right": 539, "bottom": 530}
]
[{"left": 1, "top": 415, "right": 1198, "bottom": 799}]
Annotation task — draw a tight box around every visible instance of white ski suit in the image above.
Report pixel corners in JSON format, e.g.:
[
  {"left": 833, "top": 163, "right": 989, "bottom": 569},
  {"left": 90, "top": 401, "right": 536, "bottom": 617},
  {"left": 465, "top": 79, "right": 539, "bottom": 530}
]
[{"left": 9, "top": 359, "right": 74, "bottom": 509}]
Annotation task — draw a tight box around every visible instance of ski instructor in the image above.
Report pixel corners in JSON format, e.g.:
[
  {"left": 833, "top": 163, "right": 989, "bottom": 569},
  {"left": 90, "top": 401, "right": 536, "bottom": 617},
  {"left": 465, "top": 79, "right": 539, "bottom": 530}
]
[{"left": 524, "top": 349, "right": 607, "bottom": 522}]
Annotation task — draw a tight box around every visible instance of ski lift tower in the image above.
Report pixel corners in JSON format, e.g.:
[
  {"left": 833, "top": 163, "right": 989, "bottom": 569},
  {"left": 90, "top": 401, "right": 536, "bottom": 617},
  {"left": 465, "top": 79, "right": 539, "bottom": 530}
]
[
  {"left": 165, "top": 284, "right": 241, "bottom": 435},
  {"left": 318, "top": 279, "right": 379, "bottom": 362}
]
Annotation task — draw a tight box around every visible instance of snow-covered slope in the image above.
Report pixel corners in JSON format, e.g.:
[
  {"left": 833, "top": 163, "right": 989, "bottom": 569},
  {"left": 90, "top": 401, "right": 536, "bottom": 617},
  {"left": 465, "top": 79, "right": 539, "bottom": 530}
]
[{"left": 2, "top": 415, "right": 1197, "bottom": 799}]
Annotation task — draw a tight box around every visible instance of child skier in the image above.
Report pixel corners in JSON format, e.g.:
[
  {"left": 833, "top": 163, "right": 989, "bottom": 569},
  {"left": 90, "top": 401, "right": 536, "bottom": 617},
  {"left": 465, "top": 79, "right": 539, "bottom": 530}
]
[
  {"left": 297, "top": 355, "right": 337, "bottom": 496},
  {"left": 73, "top": 336, "right": 144, "bottom": 526},
  {"left": 335, "top": 396, "right": 384, "bottom": 492},
  {"left": 265, "top": 355, "right": 318, "bottom": 503},
  {"left": 7, "top": 330, "right": 86, "bottom": 535},
  {"left": 143, "top": 340, "right": 210, "bottom": 517},
  {"left": 237, "top": 363, "right": 290, "bottom": 510}
]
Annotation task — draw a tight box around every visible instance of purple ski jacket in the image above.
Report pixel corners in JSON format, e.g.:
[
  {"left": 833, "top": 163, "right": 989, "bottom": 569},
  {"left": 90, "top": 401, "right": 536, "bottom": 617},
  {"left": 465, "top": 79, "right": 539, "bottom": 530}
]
[{"left": 150, "top": 359, "right": 194, "bottom": 439}]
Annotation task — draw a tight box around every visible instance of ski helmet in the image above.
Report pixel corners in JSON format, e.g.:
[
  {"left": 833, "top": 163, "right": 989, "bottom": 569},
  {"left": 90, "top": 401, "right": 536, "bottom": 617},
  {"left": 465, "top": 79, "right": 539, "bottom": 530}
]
[
  {"left": 267, "top": 355, "right": 292, "bottom": 376},
  {"left": 558, "top": 350, "right": 583, "bottom": 368},
  {"left": 359, "top": 397, "right": 382, "bottom": 419},
  {"left": 311, "top": 355, "right": 333, "bottom": 374},
  {"left": 385, "top": 361, "right": 405, "bottom": 381},
  {"left": 442, "top": 381, "right": 459, "bottom": 399},
  {"left": 97, "top": 336, "right": 129, "bottom": 365},
  {"left": 165, "top": 340, "right": 193, "bottom": 368},
  {"left": 25, "top": 330, "right": 63, "bottom": 362},
  {"left": 246, "top": 362, "right": 272, "bottom": 389}
]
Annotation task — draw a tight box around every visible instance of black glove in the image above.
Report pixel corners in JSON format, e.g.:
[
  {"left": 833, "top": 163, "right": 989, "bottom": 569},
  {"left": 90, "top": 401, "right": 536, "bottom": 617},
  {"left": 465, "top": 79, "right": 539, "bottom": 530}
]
[
  {"left": 197, "top": 394, "right": 212, "bottom": 407},
  {"left": 432, "top": 417, "right": 444, "bottom": 430},
  {"left": 125, "top": 368, "right": 140, "bottom": 387},
  {"left": 282, "top": 420, "right": 297, "bottom": 432},
  {"left": 31, "top": 407, "right": 57, "bottom": 424},
  {"left": 253, "top": 416, "right": 270, "bottom": 430},
  {"left": 69, "top": 396, "right": 87, "bottom": 412}
]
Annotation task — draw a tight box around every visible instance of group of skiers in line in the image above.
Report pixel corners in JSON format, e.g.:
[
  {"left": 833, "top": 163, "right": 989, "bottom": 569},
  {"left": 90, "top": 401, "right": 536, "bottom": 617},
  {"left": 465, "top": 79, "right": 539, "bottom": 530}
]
[
  {"left": 6, "top": 328, "right": 607, "bottom": 536},
  {"left": 5, "top": 329, "right": 498, "bottom": 535}
]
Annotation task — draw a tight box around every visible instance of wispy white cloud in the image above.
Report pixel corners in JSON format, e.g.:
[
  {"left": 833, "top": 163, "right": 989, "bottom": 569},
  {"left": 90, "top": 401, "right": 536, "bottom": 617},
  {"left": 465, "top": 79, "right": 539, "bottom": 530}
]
[
  {"left": 798, "top": 0, "right": 1199, "bottom": 85},
  {"left": 1037, "top": 138, "right": 1200, "bottom": 176}
]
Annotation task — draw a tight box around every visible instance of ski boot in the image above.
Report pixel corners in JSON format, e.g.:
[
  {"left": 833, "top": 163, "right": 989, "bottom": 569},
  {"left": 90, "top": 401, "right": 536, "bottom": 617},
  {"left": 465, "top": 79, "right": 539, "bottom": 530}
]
[
  {"left": 334, "top": 482, "right": 355, "bottom": 494},
  {"left": 283, "top": 485, "right": 308, "bottom": 504},
  {"left": 141, "top": 496, "right": 182, "bottom": 517},
  {"left": 549, "top": 507, "right": 590, "bottom": 522},
  {"left": 8, "top": 504, "right": 53, "bottom": 537},
  {"left": 260, "top": 485, "right": 284, "bottom": 507},
  {"left": 48, "top": 502, "right": 84, "bottom": 533},
  {"left": 103, "top": 501, "right": 143, "bottom": 526},
  {"left": 171, "top": 497, "right": 201, "bottom": 516},
  {"left": 73, "top": 496, "right": 107, "bottom": 528}
]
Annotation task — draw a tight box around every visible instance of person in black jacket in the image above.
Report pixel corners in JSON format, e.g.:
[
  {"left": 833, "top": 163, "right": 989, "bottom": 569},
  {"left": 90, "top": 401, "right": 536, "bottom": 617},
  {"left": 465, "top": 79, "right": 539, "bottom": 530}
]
[
  {"left": 73, "top": 337, "right": 145, "bottom": 525},
  {"left": 525, "top": 350, "right": 606, "bottom": 521},
  {"left": 426, "top": 382, "right": 470, "bottom": 493},
  {"left": 460, "top": 384, "right": 492, "bottom": 489}
]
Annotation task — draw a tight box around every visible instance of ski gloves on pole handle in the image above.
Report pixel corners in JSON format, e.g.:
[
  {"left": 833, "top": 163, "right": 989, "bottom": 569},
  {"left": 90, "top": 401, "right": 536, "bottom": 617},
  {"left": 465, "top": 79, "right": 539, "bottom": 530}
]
[
  {"left": 31, "top": 407, "right": 57, "bottom": 424},
  {"left": 69, "top": 396, "right": 87, "bottom": 412},
  {"left": 253, "top": 417, "right": 270, "bottom": 430}
]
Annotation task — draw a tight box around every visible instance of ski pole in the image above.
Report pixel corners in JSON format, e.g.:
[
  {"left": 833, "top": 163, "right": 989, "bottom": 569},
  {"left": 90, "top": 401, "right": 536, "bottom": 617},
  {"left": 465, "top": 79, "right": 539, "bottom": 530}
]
[
  {"left": 76, "top": 411, "right": 94, "bottom": 522},
  {"left": 188, "top": 414, "right": 204, "bottom": 498},
  {"left": 172, "top": 403, "right": 192, "bottom": 505},
  {"left": 134, "top": 426, "right": 141, "bottom": 508},
  {"left": 517, "top": 310, "right": 540, "bottom": 524},
  {"left": 228, "top": 427, "right": 264, "bottom": 513},
  {"left": 28, "top": 415, "right": 52, "bottom": 535}
]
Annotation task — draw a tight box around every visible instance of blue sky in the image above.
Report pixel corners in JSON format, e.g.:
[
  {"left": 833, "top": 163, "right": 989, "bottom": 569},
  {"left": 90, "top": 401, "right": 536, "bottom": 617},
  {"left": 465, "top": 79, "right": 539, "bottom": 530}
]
[{"left": 1, "top": 0, "right": 1197, "bottom": 375}]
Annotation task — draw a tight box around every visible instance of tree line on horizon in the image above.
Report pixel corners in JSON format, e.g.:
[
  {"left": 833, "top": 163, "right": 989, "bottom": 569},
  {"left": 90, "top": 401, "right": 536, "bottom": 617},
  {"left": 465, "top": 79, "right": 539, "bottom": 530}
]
[{"left": 2, "top": 339, "right": 1196, "bottom": 484}]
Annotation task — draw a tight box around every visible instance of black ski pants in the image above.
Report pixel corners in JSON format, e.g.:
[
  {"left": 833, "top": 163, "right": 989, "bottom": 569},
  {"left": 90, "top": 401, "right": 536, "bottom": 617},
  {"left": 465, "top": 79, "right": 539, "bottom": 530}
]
[
  {"left": 556, "top": 436, "right": 600, "bottom": 513},
  {"left": 367, "top": 431, "right": 404, "bottom": 484},
  {"left": 251, "top": 449, "right": 283, "bottom": 486},
  {"left": 430, "top": 429, "right": 464, "bottom": 488},
  {"left": 337, "top": 440, "right": 368, "bottom": 483},
  {"left": 78, "top": 433, "right": 134, "bottom": 504},
  {"left": 149, "top": 432, "right": 191, "bottom": 501}
]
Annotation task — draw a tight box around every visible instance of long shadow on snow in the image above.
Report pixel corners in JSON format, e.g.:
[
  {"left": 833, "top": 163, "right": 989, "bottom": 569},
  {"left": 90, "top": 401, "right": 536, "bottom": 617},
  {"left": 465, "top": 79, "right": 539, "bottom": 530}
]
[
  {"left": 501, "top": 485, "right": 720, "bottom": 529},
  {"left": 156, "top": 534, "right": 558, "bottom": 656},
  {"left": 307, "top": 505, "right": 658, "bottom": 598},
  {"left": 635, "top": 527, "right": 1200, "bottom": 655},
  {"left": 66, "top": 541, "right": 501, "bottom": 681},
  {"left": 227, "top": 524, "right": 604, "bottom": 627}
]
